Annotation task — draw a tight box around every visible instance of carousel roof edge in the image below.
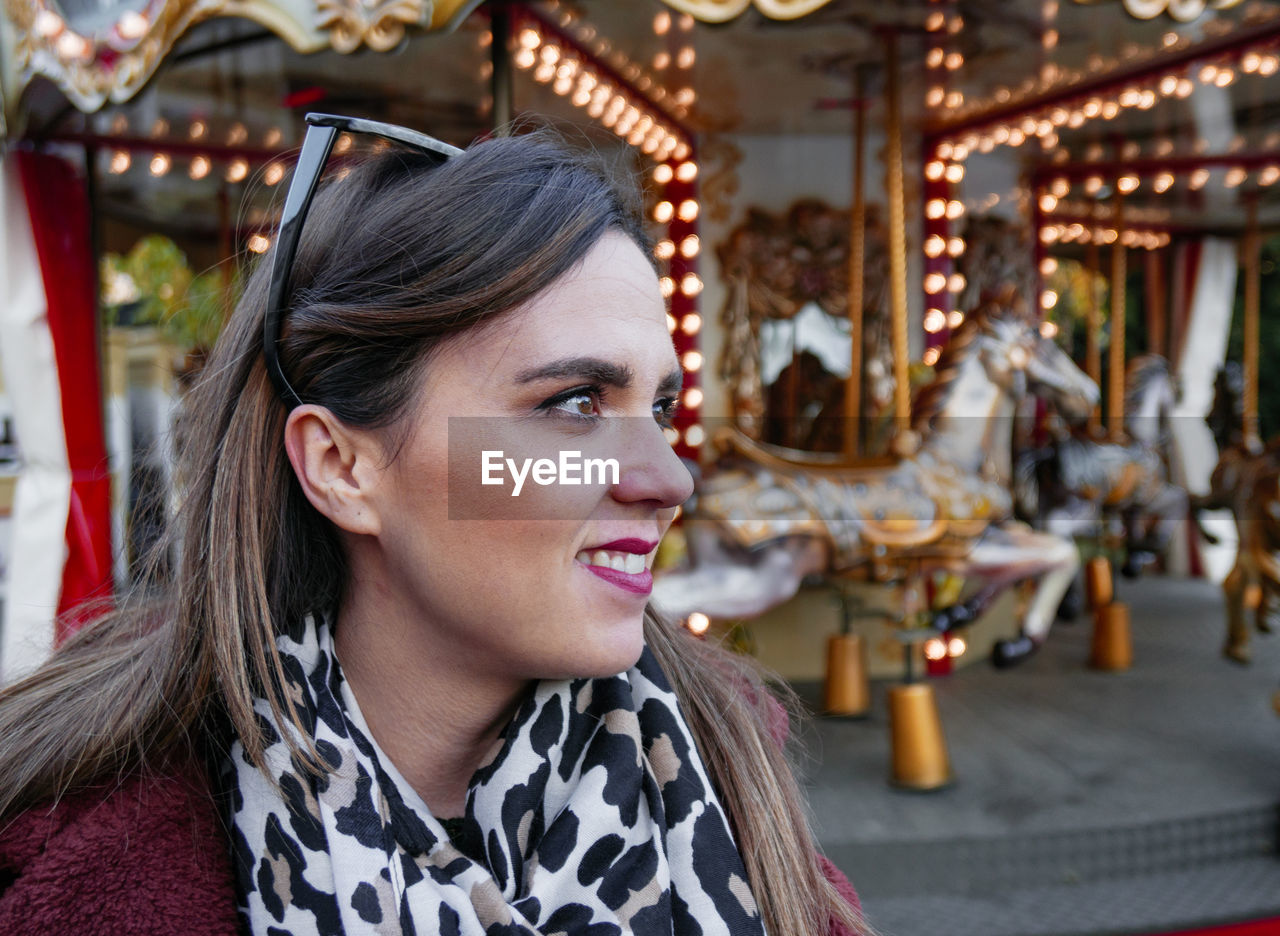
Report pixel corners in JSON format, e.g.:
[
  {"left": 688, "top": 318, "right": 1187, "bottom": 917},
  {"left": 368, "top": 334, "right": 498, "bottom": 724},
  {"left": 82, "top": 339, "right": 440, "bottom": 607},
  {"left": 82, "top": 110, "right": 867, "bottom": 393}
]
[
  {"left": 657, "top": 0, "right": 837, "bottom": 24},
  {"left": 1, "top": 0, "right": 486, "bottom": 132}
]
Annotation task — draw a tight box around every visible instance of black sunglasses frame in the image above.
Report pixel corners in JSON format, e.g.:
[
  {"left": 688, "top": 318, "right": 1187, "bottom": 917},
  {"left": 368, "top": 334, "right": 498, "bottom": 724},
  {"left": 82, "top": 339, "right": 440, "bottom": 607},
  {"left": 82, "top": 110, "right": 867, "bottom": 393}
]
[{"left": 263, "top": 112, "right": 464, "bottom": 410}]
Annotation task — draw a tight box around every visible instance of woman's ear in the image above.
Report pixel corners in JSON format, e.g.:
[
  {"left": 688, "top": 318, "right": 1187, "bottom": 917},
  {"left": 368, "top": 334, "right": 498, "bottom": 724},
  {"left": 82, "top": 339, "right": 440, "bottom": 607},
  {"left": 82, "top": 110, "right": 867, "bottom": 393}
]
[{"left": 284, "top": 405, "right": 383, "bottom": 536}]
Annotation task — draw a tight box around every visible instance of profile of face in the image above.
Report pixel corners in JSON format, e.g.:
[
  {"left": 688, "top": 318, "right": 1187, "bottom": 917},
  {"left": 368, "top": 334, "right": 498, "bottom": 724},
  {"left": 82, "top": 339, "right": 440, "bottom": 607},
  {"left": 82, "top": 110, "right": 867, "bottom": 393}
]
[{"left": 316, "top": 230, "right": 694, "bottom": 687}]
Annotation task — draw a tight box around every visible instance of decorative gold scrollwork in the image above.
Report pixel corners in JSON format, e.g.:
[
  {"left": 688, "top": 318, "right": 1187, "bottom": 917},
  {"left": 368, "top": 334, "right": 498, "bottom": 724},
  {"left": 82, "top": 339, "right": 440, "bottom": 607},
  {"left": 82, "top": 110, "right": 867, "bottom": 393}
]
[
  {"left": 315, "top": 0, "right": 429, "bottom": 53},
  {"left": 1072, "top": 0, "right": 1244, "bottom": 22},
  {"left": 658, "top": 0, "right": 836, "bottom": 25}
]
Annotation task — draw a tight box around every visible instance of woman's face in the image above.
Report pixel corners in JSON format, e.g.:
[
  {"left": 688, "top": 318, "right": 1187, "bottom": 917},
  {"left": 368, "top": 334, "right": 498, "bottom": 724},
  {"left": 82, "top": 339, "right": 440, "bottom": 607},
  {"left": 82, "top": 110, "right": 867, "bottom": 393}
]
[{"left": 363, "top": 230, "right": 693, "bottom": 683}]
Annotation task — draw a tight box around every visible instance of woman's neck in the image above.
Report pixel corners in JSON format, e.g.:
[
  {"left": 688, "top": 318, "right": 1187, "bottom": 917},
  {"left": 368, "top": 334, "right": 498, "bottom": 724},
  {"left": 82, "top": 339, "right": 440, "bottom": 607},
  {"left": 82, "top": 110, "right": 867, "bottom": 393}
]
[{"left": 332, "top": 589, "right": 530, "bottom": 818}]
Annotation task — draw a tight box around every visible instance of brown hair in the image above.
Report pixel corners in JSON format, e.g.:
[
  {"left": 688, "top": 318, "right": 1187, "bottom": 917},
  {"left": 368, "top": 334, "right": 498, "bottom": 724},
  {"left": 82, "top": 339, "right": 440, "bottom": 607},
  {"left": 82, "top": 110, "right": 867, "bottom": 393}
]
[{"left": 0, "top": 129, "right": 868, "bottom": 936}]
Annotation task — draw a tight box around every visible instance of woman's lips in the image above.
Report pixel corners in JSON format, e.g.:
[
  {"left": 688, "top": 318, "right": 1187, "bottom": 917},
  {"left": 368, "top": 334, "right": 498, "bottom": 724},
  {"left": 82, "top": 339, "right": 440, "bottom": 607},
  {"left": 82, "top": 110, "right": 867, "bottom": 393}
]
[{"left": 573, "top": 539, "right": 659, "bottom": 595}]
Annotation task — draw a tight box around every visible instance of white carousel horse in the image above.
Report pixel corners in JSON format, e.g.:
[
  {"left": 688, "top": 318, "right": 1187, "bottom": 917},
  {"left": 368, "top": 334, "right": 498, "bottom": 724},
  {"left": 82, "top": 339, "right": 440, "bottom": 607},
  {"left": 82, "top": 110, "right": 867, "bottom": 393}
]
[{"left": 654, "top": 295, "right": 1100, "bottom": 666}]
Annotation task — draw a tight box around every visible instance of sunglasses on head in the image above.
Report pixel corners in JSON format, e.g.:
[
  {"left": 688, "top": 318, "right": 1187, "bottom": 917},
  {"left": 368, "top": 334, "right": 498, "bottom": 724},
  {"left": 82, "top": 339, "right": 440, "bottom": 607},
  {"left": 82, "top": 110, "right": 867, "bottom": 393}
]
[{"left": 263, "top": 112, "right": 464, "bottom": 410}]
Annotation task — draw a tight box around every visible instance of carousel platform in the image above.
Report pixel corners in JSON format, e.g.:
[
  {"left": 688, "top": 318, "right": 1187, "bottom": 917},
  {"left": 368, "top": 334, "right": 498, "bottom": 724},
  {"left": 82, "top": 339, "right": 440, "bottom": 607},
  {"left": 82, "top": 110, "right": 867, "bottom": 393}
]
[{"left": 792, "top": 576, "right": 1280, "bottom": 936}]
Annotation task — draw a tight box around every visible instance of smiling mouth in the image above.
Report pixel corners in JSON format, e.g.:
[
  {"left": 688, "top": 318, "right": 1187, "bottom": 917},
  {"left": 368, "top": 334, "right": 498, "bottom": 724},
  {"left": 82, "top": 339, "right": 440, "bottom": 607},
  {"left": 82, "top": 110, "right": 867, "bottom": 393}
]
[{"left": 574, "top": 544, "right": 657, "bottom": 595}]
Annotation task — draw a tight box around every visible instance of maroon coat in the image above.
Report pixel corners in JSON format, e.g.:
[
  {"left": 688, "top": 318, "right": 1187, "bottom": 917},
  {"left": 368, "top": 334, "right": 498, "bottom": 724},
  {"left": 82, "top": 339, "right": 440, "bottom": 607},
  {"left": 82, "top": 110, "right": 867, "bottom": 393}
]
[{"left": 0, "top": 747, "right": 860, "bottom": 935}]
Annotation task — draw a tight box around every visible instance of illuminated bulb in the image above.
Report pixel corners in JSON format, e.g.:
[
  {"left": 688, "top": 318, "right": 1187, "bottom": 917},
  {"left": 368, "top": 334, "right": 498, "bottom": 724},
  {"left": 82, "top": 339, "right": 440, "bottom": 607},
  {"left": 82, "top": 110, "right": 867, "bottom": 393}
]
[
  {"left": 1215, "top": 68, "right": 1235, "bottom": 87},
  {"left": 55, "top": 31, "right": 90, "bottom": 60},
  {"left": 188, "top": 120, "right": 207, "bottom": 140},
  {"left": 108, "top": 150, "right": 130, "bottom": 174},
  {"left": 664, "top": 426, "right": 679, "bottom": 445},
  {"left": 687, "top": 613, "right": 710, "bottom": 635},
  {"left": 1260, "top": 56, "right": 1279, "bottom": 77},
  {"left": 682, "top": 350, "right": 703, "bottom": 372},
  {"left": 680, "top": 235, "right": 700, "bottom": 258},
  {"left": 660, "top": 276, "right": 676, "bottom": 298},
  {"left": 188, "top": 156, "right": 210, "bottom": 180},
  {"left": 654, "top": 164, "right": 675, "bottom": 185},
  {"left": 1008, "top": 128, "right": 1026, "bottom": 147},
  {"left": 948, "top": 273, "right": 966, "bottom": 293},
  {"left": 519, "top": 28, "right": 540, "bottom": 48},
  {"left": 677, "top": 46, "right": 695, "bottom": 69},
  {"left": 1039, "top": 193, "right": 1059, "bottom": 212},
  {"left": 149, "top": 153, "right": 171, "bottom": 176},
  {"left": 1159, "top": 74, "right": 1178, "bottom": 96},
  {"left": 1117, "top": 175, "right": 1139, "bottom": 194},
  {"left": 227, "top": 122, "right": 248, "bottom": 145},
  {"left": 945, "top": 199, "right": 965, "bottom": 220},
  {"left": 534, "top": 63, "right": 555, "bottom": 83},
  {"left": 1101, "top": 228, "right": 1118, "bottom": 244},
  {"left": 680, "top": 272, "right": 703, "bottom": 296},
  {"left": 682, "top": 387, "right": 702, "bottom": 409},
  {"left": 1084, "top": 99, "right": 1102, "bottom": 118},
  {"left": 944, "top": 163, "right": 964, "bottom": 183},
  {"left": 1189, "top": 168, "right": 1210, "bottom": 190},
  {"left": 924, "top": 638, "right": 947, "bottom": 661},
  {"left": 937, "top": 142, "right": 954, "bottom": 160},
  {"left": 117, "top": 10, "right": 148, "bottom": 39},
  {"left": 673, "top": 143, "right": 691, "bottom": 161},
  {"left": 676, "top": 161, "right": 698, "bottom": 182},
  {"left": 1225, "top": 167, "right": 1247, "bottom": 187},
  {"left": 925, "top": 86, "right": 946, "bottom": 108},
  {"left": 1041, "top": 290, "right": 1059, "bottom": 310},
  {"left": 681, "top": 313, "right": 702, "bottom": 335},
  {"left": 1175, "top": 77, "right": 1193, "bottom": 97},
  {"left": 926, "top": 47, "right": 945, "bottom": 68},
  {"left": 925, "top": 160, "right": 946, "bottom": 181},
  {"left": 944, "top": 90, "right": 964, "bottom": 109},
  {"left": 947, "top": 237, "right": 965, "bottom": 257},
  {"left": 1040, "top": 256, "right": 1058, "bottom": 275},
  {"left": 1199, "top": 63, "right": 1218, "bottom": 83},
  {"left": 925, "top": 235, "right": 946, "bottom": 258},
  {"left": 1259, "top": 165, "right": 1280, "bottom": 186},
  {"left": 945, "top": 52, "right": 964, "bottom": 70},
  {"left": 1119, "top": 88, "right": 1140, "bottom": 108},
  {"left": 654, "top": 10, "right": 671, "bottom": 34},
  {"left": 925, "top": 10, "right": 945, "bottom": 30},
  {"left": 685, "top": 424, "right": 705, "bottom": 447},
  {"left": 667, "top": 313, "right": 677, "bottom": 334},
  {"left": 514, "top": 47, "right": 536, "bottom": 69},
  {"left": 34, "top": 8, "right": 64, "bottom": 38},
  {"left": 993, "top": 126, "right": 1011, "bottom": 144},
  {"left": 952, "top": 143, "right": 971, "bottom": 160},
  {"left": 1040, "top": 226, "right": 1060, "bottom": 244},
  {"left": 947, "top": 15, "right": 964, "bottom": 34},
  {"left": 226, "top": 159, "right": 248, "bottom": 183},
  {"left": 947, "top": 636, "right": 966, "bottom": 657},
  {"left": 923, "top": 346, "right": 942, "bottom": 366},
  {"left": 1051, "top": 177, "right": 1070, "bottom": 197},
  {"left": 677, "top": 199, "right": 699, "bottom": 222},
  {"left": 247, "top": 234, "right": 270, "bottom": 254},
  {"left": 1085, "top": 175, "right": 1103, "bottom": 195},
  {"left": 1043, "top": 29, "right": 1058, "bottom": 49},
  {"left": 947, "top": 310, "right": 965, "bottom": 329},
  {"left": 924, "top": 273, "right": 948, "bottom": 295},
  {"left": 923, "top": 308, "right": 947, "bottom": 332},
  {"left": 654, "top": 201, "right": 674, "bottom": 223}
]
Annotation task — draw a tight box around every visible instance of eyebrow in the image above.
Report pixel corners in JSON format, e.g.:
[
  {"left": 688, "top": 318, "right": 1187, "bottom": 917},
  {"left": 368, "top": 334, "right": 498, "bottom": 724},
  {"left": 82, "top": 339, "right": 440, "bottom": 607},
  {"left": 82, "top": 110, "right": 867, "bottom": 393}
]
[{"left": 515, "top": 356, "right": 685, "bottom": 395}]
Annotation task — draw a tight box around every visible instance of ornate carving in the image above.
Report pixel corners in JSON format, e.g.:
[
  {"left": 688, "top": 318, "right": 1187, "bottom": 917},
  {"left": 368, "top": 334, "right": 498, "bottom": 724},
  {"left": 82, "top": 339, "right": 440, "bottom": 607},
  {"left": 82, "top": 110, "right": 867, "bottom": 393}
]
[
  {"left": 658, "top": 0, "right": 836, "bottom": 24},
  {"left": 315, "top": 0, "right": 428, "bottom": 53},
  {"left": 1072, "top": 0, "right": 1244, "bottom": 22}
]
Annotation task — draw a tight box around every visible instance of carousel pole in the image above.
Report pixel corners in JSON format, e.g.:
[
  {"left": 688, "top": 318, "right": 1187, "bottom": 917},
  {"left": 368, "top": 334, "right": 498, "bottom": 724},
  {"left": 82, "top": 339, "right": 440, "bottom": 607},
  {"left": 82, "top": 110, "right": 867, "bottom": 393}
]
[
  {"left": 491, "top": 2, "right": 513, "bottom": 133},
  {"left": 1108, "top": 191, "right": 1126, "bottom": 442},
  {"left": 826, "top": 65, "right": 870, "bottom": 718},
  {"left": 1091, "top": 188, "right": 1132, "bottom": 668},
  {"left": 883, "top": 30, "right": 911, "bottom": 429},
  {"left": 1243, "top": 197, "right": 1261, "bottom": 451},
  {"left": 1085, "top": 238, "right": 1103, "bottom": 434}
]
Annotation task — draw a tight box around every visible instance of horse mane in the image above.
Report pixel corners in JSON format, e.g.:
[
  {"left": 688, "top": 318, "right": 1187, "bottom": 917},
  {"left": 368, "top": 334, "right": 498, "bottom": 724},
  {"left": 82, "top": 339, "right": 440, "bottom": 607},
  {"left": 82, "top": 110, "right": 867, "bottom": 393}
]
[
  {"left": 1124, "top": 354, "right": 1171, "bottom": 412},
  {"left": 911, "top": 291, "right": 1028, "bottom": 432}
]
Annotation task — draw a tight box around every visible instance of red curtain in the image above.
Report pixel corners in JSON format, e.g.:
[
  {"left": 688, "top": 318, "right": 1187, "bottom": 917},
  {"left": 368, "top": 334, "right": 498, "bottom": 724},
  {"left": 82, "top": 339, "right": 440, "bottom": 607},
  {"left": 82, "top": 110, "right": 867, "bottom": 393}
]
[{"left": 15, "top": 150, "right": 113, "bottom": 639}]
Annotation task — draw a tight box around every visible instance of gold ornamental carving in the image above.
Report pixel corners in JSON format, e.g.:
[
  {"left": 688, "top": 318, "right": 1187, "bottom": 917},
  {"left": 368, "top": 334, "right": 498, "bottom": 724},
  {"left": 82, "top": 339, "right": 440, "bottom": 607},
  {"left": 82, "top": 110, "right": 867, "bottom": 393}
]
[
  {"left": 3, "top": 0, "right": 482, "bottom": 119},
  {"left": 1072, "top": 0, "right": 1244, "bottom": 21},
  {"left": 658, "top": 0, "right": 837, "bottom": 24},
  {"left": 316, "top": 0, "right": 429, "bottom": 53}
]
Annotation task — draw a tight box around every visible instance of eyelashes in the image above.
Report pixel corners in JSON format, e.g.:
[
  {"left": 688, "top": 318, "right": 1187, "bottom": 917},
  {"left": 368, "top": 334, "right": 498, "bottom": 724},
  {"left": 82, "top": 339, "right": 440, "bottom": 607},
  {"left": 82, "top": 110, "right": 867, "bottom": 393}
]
[{"left": 537, "top": 384, "right": 680, "bottom": 427}]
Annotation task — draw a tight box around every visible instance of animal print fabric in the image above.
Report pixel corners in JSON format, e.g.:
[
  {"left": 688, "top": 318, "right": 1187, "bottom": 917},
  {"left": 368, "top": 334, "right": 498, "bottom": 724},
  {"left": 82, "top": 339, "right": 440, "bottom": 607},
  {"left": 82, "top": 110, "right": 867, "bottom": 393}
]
[{"left": 229, "top": 619, "right": 767, "bottom": 936}]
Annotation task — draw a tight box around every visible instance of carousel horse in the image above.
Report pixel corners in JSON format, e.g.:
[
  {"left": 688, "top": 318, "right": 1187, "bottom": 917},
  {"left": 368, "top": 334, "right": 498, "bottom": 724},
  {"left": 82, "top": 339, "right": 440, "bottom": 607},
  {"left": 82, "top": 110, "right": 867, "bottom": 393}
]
[
  {"left": 654, "top": 294, "right": 1100, "bottom": 666},
  {"left": 1016, "top": 355, "right": 1187, "bottom": 585},
  {"left": 1192, "top": 364, "right": 1280, "bottom": 664}
]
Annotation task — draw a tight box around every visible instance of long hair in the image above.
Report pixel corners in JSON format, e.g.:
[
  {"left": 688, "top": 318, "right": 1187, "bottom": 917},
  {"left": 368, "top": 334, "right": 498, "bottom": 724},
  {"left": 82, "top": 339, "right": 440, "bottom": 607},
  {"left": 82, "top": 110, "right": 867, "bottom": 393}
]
[{"left": 0, "top": 130, "right": 868, "bottom": 936}]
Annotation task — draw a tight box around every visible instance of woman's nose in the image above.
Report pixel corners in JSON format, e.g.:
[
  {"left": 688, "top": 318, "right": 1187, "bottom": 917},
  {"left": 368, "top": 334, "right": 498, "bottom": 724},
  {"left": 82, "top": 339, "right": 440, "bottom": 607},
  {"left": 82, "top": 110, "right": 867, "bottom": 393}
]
[{"left": 611, "top": 419, "right": 695, "bottom": 509}]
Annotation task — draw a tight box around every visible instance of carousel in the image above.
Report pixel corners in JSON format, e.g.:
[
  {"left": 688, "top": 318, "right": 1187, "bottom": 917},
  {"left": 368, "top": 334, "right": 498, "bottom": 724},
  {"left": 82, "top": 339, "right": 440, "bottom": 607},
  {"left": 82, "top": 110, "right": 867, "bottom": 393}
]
[{"left": 2, "top": 0, "right": 1280, "bottom": 932}]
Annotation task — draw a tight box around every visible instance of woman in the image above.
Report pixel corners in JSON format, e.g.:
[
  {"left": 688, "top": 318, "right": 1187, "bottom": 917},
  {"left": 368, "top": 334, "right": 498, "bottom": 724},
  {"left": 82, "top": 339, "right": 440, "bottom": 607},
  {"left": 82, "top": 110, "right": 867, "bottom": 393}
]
[{"left": 0, "top": 115, "right": 869, "bottom": 936}]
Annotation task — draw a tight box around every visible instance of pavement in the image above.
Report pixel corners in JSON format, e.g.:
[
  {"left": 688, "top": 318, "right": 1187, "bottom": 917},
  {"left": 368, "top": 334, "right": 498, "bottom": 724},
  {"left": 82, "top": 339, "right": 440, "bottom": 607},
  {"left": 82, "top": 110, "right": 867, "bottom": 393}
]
[{"left": 788, "top": 576, "right": 1280, "bottom": 936}]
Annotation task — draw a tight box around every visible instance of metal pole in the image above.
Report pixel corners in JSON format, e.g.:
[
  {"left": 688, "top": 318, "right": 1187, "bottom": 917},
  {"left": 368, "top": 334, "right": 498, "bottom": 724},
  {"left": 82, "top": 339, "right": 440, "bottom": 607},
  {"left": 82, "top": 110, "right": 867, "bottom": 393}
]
[
  {"left": 884, "top": 31, "right": 911, "bottom": 427},
  {"left": 1086, "top": 239, "right": 1102, "bottom": 433},
  {"left": 1108, "top": 193, "right": 1126, "bottom": 440},
  {"left": 1244, "top": 197, "right": 1261, "bottom": 449},
  {"left": 490, "top": 3, "right": 513, "bottom": 134},
  {"left": 845, "top": 67, "right": 866, "bottom": 459}
]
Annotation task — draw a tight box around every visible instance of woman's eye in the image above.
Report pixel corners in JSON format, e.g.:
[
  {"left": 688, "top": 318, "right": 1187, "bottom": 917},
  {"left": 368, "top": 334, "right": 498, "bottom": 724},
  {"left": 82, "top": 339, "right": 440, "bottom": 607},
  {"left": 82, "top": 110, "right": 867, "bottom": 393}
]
[
  {"left": 654, "top": 397, "right": 679, "bottom": 426},
  {"left": 548, "top": 391, "right": 598, "bottom": 418}
]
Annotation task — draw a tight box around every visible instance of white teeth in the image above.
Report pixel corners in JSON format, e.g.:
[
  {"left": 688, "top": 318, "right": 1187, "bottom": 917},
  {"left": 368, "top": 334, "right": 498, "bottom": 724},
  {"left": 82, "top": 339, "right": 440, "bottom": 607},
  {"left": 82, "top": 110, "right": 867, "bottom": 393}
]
[{"left": 574, "top": 549, "right": 650, "bottom": 575}]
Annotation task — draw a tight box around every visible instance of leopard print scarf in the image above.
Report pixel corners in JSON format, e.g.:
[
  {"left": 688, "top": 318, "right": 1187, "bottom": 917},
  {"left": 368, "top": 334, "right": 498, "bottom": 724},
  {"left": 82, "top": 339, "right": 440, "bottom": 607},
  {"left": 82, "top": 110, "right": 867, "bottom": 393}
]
[{"left": 228, "top": 618, "right": 767, "bottom": 935}]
